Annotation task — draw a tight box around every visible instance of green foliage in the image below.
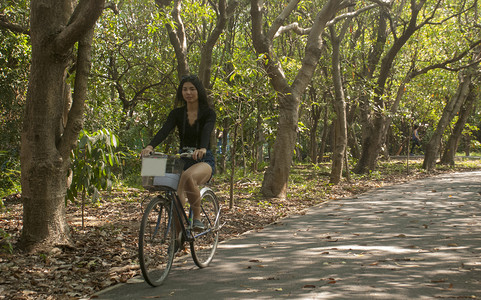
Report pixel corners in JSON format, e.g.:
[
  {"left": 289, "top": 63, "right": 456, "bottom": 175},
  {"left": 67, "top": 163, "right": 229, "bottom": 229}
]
[
  {"left": 2, "top": 0, "right": 481, "bottom": 198},
  {"left": 0, "top": 228, "right": 13, "bottom": 254},
  {"left": 0, "top": 151, "right": 21, "bottom": 198},
  {"left": 66, "top": 129, "right": 122, "bottom": 204},
  {"left": 117, "top": 148, "right": 142, "bottom": 188},
  {"left": 0, "top": 3, "right": 30, "bottom": 199}
]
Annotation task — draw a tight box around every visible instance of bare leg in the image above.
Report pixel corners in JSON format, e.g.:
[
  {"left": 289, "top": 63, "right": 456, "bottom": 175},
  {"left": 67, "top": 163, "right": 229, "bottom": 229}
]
[{"left": 177, "top": 162, "right": 212, "bottom": 220}]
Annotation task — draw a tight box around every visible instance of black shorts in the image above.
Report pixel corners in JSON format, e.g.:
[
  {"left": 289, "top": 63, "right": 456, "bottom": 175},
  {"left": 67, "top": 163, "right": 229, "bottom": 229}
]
[{"left": 181, "top": 149, "right": 215, "bottom": 175}]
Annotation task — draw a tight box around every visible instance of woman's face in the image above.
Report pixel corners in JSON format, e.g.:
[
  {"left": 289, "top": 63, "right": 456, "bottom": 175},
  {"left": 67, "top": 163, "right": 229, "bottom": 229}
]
[{"left": 182, "top": 81, "right": 198, "bottom": 104}]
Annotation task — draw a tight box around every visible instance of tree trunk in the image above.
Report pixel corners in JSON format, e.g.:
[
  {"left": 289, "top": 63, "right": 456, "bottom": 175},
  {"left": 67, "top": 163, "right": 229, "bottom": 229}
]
[
  {"left": 20, "top": 0, "right": 104, "bottom": 252},
  {"left": 229, "top": 121, "right": 238, "bottom": 209},
  {"left": 251, "top": 0, "right": 342, "bottom": 198},
  {"left": 319, "top": 107, "right": 329, "bottom": 162},
  {"left": 347, "top": 123, "right": 360, "bottom": 159},
  {"left": 355, "top": 2, "right": 428, "bottom": 173},
  {"left": 261, "top": 95, "right": 299, "bottom": 197},
  {"left": 255, "top": 98, "right": 265, "bottom": 171},
  {"left": 355, "top": 115, "right": 387, "bottom": 173},
  {"left": 198, "top": 0, "right": 238, "bottom": 90},
  {"left": 219, "top": 118, "right": 230, "bottom": 174},
  {"left": 354, "top": 8, "right": 387, "bottom": 173},
  {"left": 309, "top": 100, "right": 321, "bottom": 164},
  {"left": 156, "top": 0, "right": 190, "bottom": 77},
  {"left": 423, "top": 71, "right": 472, "bottom": 170},
  {"left": 328, "top": 14, "right": 351, "bottom": 184},
  {"left": 464, "top": 134, "right": 472, "bottom": 156},
  {"left": 440, "top": 81, "right": 476, "bottom": 165}
]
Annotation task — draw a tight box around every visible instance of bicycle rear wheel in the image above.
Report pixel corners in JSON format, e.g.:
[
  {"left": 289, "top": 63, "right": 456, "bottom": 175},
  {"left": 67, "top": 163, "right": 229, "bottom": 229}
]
[
  {"left": 190, "top": 187, "right": 220, "bottom": 268},
  {"left": 139, "top": 196, "right": 175, "bottom": 286}
]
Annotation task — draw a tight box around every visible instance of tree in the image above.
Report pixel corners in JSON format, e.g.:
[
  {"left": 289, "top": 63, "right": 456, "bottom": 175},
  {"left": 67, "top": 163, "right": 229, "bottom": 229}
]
[
  {"left": 354, "top": 0, "right": 430, "bottom": 173},
  {"left": 423, "top": 68, "right": 475, "bottom": 170},
  {"left": 19, "top": 0, "right": 106, "bottom": 251},
  {"left": 250, "top": 0, "right": 348, "bottom": 198},
  {"left": 440, "top": 82, "right": 477, "bottom": 165},
  {"left": 353, "top": 0, "right": 481, "bottom": 173},
  {"left": 155, "top": 0, "right": 237, "bottom": 87},
  {"left": 328, "top": 6, "right": 360, "bottom": 184},
  {"left": 424, "top": 4, "right": 481, "bottom": 169},
  {"left": 0, "top": 1, "right": 30, "bottom": 196}
]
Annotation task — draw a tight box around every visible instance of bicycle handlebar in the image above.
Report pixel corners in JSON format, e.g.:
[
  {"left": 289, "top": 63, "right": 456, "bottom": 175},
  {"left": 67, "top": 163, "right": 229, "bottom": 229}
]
[{"left": 142, "top": 150, "right": 194, "bottom": 158}]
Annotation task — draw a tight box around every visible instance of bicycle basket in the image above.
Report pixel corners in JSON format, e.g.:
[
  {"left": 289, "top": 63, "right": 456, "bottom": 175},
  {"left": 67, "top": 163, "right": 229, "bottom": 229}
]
[{"left": 141, "top": 154, "right": 185, "bottom": 190}]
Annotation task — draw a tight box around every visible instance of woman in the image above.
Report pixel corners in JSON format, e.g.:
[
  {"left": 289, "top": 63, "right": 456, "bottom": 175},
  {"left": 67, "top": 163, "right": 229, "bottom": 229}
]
[{"left": 141, "top": 75, "right": 216, "bottom": 232}]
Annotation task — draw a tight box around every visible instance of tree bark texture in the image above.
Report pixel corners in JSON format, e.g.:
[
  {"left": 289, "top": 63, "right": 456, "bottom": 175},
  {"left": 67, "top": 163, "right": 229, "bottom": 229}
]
[
  {"left": 309, "top": 98, "right": 321, "bottom": 164},
  {"left": 20, "top": 0, "right": 104, "bottom": 251},
  {"left": 260, "top": 95, "right": 299, "bottom": 197},
  {"left": 319, "top": 107, "right": 329, "bottom": 162},
  {"left": 328, "top": 14, "right": 351, "bottom": 184}
]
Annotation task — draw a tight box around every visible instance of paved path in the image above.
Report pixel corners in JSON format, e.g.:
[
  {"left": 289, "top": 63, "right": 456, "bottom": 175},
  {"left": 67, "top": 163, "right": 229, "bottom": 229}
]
[{"left": 94, "top": 171, "right": 481, "bottom": 299}]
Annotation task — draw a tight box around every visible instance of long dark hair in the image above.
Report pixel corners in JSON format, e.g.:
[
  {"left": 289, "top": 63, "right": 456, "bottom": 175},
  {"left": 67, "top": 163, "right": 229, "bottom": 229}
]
[{"left": 176, "top": 75, "right": 208, "bottom": 107}]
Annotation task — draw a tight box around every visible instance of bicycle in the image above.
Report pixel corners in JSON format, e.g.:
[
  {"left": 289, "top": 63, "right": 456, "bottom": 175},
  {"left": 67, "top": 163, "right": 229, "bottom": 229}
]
[{"left": 138, "top": 152, "right": 221, "bottom": 287}]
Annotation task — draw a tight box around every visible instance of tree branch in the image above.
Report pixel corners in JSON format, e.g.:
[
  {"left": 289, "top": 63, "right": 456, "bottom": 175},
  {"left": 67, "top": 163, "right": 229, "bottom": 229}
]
[
  {"left": 411, "top": 39, "right": 481, "bottom": 76},
  {"left": 267, "top": 0, "right": 300, "bottom": 41},
  {"left": 105, "top": 2, "right": 119, "bottom": 14},
  {"left": 156, "top": 0, "right": 190, "bottom": 77},
  {"left": 326, "top": 3, "right": 378, "bottom": 27},
  {"left": 273, "top": 22, "right": 311, "bottom": 39},
  {"left": 0, "top": 13, "right": 30, "bottom": 35},
  {"left": 59, "top": 27, "right": 96, "bottom": 157},
  {"left": 55, "top": 0, "right": 105, "bottom": 54},
  {"left": 272, "top": 2, "right": 380, "bottom": 39},
  {"left": 199, "top": 0, "right": 239, "bottom": 89},
  {"left": 250, "top": 0, "right": 289, "bottom": 92}
]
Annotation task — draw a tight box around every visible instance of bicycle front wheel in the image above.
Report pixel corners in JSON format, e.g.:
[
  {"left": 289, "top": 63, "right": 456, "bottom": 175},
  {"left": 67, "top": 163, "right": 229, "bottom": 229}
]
[
  {"left": 139, "top": 196, "right": 175, "bottom": 286},
  {"left": 190, "top": 187, "right": 220, "bottom": 268}
]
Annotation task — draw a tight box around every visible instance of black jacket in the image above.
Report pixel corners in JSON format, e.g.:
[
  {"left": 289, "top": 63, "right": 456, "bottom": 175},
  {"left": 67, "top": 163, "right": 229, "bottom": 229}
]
[{"left": 148, "top": 105, "right": 216, "bottom": 150}]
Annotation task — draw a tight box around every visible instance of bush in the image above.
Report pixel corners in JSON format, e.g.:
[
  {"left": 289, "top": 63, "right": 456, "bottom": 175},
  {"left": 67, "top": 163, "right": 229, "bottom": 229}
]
[{"left": 0, "top": 151, "right": 21, "bottom": 198}]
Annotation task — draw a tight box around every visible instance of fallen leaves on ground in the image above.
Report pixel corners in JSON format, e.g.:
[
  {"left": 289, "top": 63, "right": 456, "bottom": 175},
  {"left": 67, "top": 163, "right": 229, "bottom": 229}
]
[{"left": 0, "top": 163, "right": 475, "bottom": 299}]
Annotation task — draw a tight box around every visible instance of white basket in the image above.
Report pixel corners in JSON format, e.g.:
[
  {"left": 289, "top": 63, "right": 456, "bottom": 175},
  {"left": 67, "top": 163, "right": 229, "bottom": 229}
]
[{"left": 141, "top": 154, "right": 184, "bottom": 190}]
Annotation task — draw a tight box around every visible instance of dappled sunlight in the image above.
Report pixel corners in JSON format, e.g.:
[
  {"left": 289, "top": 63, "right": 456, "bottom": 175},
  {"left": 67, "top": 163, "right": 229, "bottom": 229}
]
[{"left": 94, "top": 172, "right": 481, "bottom": 299}]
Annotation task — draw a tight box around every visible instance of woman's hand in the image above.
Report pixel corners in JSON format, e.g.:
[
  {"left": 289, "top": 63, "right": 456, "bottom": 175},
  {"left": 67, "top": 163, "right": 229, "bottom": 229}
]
[
  {"left": 141, "top": 145, "right": 154, "bottom": 157},
  {"left": 193, "top": 148, "right": 207, "bottom": 161}
]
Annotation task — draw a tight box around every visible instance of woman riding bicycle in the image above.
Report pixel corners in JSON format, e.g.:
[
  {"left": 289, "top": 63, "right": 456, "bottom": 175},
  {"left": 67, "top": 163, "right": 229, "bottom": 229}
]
[{"left": 141, "top": 75, "right": 216, "bottom": 231}]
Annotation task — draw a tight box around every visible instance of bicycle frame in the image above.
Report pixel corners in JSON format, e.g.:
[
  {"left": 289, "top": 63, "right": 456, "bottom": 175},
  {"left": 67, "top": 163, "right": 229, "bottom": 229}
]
[
  {"left": 170, "top": 191, "right": 195, "bottom": 242},
  {"left": 169, "top": 189, "right": 221, "bottom": 240}
]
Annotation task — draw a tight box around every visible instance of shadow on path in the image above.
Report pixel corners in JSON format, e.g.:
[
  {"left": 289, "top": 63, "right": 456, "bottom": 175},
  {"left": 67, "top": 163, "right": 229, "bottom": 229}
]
[{"left": 94, "top": 171, "right": 481, "bottom": 299}]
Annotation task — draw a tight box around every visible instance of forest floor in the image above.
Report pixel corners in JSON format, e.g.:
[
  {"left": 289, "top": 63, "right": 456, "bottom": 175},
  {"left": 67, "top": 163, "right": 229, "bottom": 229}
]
[{"left": 1, "top": 158, "right": 480, "bottom": 300}]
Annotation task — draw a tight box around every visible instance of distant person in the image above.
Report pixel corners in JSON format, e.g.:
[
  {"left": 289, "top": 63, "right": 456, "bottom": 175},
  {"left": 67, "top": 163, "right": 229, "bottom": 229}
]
[{"left": 410, "top": 124, "right": 421, "bottom": 155}]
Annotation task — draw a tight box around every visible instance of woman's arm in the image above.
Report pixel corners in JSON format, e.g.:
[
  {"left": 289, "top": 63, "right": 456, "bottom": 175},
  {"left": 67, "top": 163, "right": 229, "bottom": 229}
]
[
  {"left": 141, "top": 109, "right": 179, "bottom": 156},
  {"left": 148, "top": 109, "right": 178, "bottom": 148},
  {"left": 199, "top": 108, "right": 216, "bottom": 149}
]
